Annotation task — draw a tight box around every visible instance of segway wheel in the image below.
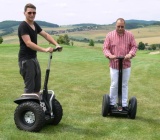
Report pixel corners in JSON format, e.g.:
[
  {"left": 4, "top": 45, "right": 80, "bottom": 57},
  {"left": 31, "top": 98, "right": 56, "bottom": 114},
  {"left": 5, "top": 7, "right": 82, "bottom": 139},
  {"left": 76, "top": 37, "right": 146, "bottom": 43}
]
[
  {"left": 128, "top": 96, "right": 137, "bottom": 119},
  {"left": 14, "top": 101, "right": 45, "bottom": 132},
  {"left": 49, "top": 99, "right": 63, "bottom": 125},
  {"left": 102, "top": 94, "right": 110, "bottom": 117}
]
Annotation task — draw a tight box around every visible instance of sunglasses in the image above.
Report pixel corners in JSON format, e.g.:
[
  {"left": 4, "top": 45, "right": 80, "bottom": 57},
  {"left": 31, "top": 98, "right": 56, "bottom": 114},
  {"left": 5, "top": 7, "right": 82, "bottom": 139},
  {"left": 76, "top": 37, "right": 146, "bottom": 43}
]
[
  {"left": 27, "top": 12, "right": 36, "bottom": 15},
  {"left": 117, "top": 26, "right": 124, "bottom": 28}
]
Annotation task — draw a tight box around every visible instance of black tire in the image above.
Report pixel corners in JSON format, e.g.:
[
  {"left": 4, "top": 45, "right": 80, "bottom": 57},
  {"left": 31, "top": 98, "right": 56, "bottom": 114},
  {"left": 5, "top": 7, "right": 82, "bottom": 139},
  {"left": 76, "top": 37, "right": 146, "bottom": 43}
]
[
  {"left": 14, "top": 101, "right": 45, "bottom": 132},
  {"left": 102, "top": 94, "right": 110, "bottom": 117},
  {"left": 49, "top": 99, "right": 63, "bottom": 125},
  {"left": 128, "top": 96, "right": 137, "bottom": 119}
]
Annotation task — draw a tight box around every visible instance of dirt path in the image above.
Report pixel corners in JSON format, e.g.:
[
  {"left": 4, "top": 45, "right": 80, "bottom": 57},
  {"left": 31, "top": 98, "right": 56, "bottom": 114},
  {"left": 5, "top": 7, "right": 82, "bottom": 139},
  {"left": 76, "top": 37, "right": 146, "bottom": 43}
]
[{"left": 149, "top": 51, "right": 160, "bottom": 54}]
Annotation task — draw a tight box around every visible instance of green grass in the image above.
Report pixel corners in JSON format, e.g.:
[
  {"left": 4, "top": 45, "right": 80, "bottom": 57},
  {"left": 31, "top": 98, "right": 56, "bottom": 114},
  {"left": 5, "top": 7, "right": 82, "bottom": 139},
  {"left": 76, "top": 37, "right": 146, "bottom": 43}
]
[{"left": 0, "top": 44, "right": 160, "bottom": 140}]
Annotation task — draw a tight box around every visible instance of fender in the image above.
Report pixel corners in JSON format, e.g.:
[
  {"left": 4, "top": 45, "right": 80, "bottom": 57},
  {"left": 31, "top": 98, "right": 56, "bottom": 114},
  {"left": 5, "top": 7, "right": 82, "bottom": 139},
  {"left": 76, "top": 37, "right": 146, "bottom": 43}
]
[{"left": 14, "top": 94, "right": 40, "bottom": 104}]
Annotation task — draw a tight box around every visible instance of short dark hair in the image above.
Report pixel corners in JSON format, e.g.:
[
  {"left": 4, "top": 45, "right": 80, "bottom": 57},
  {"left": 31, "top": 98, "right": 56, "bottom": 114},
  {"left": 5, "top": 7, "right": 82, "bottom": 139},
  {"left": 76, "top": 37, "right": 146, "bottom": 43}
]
[
  {"left": 116, "top": 18, "right": 125, "bottom": 24},
  {"left": 24, "top": 3, "right": 36, "bottom": 12}
]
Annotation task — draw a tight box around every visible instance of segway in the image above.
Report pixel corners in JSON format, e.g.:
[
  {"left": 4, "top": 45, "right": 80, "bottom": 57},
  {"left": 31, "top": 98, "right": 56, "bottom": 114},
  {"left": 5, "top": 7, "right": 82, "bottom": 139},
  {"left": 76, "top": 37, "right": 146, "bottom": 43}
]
[
  {"left": 14, "top": 47, "right": 63, "bottom": 132},
  {"left": 102, "top": 56, "right": 137, "bottom": 119}
]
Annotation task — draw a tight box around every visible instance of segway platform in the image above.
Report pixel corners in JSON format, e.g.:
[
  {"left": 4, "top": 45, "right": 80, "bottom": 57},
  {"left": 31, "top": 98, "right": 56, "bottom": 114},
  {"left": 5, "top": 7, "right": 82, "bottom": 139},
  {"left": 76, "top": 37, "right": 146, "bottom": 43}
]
[{"left": 110, "top": 106, "right": 128, "bottom": 116}]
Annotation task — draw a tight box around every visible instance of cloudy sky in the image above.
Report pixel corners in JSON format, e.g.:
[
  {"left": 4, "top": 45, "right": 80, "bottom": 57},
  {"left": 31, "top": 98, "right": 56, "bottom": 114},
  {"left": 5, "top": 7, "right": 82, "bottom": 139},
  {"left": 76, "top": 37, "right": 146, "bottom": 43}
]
[{"left": 0, "top": 0, "right": 159, "bottom": 25}]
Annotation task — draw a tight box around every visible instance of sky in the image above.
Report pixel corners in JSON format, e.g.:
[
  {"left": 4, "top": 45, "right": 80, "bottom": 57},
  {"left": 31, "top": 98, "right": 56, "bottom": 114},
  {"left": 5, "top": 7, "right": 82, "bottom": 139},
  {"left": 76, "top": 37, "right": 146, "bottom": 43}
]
[{"left": 0, "top": 0, "right": 160, "bottom": 25}]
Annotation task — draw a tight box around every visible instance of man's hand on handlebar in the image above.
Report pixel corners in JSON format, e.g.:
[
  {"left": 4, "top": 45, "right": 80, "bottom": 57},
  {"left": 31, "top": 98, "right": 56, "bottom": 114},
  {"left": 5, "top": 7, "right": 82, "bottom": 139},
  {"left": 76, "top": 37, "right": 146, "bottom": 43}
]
[
  {"left": 55, "top": 45, "right": 63, "bottom": 52},
  {"left": 44, "top": 45, "right": 63, "bottom": 53},
  {"left": 45, "top": 47, "right": 54, "bottom": 53},
  {"left": 109, "top": 55, "right": 116, "bottom": 60},
  {"left": 124, "top": 54, "right": 132, "bottom": 60},
  {"left": 108, "top": 54, "right": 132, "bottom": 60}
]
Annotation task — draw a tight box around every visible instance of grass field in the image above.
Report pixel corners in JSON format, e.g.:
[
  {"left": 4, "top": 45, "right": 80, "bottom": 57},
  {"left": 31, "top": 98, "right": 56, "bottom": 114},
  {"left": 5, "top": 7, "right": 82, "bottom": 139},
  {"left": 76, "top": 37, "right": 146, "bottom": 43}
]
[{"left": 0, "top": 44, "right": 160, "bottom": 140}]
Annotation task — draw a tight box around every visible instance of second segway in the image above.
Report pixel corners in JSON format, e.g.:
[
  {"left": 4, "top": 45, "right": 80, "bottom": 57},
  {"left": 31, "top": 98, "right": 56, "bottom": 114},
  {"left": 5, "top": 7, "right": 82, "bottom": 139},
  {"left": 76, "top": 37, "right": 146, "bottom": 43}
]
[{"left": 102, "top": 56, "right": 137, "bottom": 119}]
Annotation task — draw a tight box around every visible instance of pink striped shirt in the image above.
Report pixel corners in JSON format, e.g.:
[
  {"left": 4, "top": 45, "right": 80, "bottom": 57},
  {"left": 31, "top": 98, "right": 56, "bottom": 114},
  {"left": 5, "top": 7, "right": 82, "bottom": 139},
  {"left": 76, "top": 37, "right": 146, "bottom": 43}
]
[{"left": 103, "top": 30, "right": 137, "bottom": 69}]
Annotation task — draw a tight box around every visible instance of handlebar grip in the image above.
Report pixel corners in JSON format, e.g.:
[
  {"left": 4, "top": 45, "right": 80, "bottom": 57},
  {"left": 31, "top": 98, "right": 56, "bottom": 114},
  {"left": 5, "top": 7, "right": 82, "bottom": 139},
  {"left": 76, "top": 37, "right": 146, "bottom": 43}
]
[
  {"left": 116, "top": 56, "right": 124, "bottom": 59},
  {"left": 53, "top": 47, "right": 63, "bottom": 52}
]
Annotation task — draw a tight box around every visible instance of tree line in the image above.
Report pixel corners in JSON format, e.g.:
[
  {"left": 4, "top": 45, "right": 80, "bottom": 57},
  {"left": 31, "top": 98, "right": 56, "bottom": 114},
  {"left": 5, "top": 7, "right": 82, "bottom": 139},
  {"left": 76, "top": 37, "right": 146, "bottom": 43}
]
[{"left": 138, "top": 42, "right": 160, "bottom": 50}]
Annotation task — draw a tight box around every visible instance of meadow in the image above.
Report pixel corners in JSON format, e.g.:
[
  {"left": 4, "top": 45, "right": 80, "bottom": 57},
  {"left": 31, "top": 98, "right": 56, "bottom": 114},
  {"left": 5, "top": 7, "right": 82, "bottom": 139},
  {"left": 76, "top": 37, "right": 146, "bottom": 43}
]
[{"left": 0, "top": 42, "right": 159, "bottom": 140}]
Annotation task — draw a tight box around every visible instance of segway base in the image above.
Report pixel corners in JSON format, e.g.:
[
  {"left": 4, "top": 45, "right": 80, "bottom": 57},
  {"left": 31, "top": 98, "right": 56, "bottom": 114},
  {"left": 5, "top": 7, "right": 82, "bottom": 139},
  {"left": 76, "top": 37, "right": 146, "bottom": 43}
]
[{"left": 110, "top": 109, "right": 128, "bottom": 116}]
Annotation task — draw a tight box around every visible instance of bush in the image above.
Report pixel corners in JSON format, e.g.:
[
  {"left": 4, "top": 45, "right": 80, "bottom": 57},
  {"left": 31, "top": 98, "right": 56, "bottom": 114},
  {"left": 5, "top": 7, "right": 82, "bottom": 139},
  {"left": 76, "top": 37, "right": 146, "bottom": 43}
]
[
  {"left": 151, "top": 44, "right": 157, "bottom": 50},
  {"left": 57, "top": 34, "right": 70, "bottom": 45},
  {"left": 89, "top": 39, "right": 94, "bottom": 46},
  {"left": 0, "top": 36, "right": 3, "bottom": 44},
  {"left": 138, "top": 42, "right": 145, "bottom": 50}
]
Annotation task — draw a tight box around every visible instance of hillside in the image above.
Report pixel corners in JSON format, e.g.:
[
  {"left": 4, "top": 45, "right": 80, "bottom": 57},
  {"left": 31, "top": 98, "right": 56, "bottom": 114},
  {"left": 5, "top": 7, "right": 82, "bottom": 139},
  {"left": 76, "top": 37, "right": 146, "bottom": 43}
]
[
  {"left": 1, "top": 19, "right": 160, "bottom": 37},
  {"left": 0, "top": 19, "right": 159, "bottom": 30},
  {"left": 1, "top": 20, "right": 160, "bottom": 46},
  {"left": 0, "top": 20, "right": 59, "bottom": 29},
  {"left": 111, "top": 19, "right": 160, "bottom": 29},
  {"left": 0, "top": 20, "right": 59, "bottom": 36}
]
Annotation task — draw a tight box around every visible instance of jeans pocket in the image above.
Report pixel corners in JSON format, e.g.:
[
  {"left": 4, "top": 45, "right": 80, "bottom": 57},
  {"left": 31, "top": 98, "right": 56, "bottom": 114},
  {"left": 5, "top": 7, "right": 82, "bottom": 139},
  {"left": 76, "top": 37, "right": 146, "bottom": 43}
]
[{"left": 19, "top": 60, "right": 27, "bottom": 77}]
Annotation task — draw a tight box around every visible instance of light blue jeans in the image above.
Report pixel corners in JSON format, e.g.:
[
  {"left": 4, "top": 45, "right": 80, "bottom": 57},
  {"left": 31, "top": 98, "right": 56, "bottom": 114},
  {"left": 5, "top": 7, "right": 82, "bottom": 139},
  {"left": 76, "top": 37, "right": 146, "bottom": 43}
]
[{"left": 109, "top": 67, "right": 131, "bottom": 107}]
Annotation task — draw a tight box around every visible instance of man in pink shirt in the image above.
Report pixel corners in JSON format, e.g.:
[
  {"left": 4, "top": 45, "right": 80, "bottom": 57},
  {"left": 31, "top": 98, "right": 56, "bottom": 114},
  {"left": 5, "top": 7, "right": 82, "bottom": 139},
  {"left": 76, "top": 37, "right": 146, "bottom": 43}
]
[{"left": 103, "top": 18, "right": 137, "bottom": 111}]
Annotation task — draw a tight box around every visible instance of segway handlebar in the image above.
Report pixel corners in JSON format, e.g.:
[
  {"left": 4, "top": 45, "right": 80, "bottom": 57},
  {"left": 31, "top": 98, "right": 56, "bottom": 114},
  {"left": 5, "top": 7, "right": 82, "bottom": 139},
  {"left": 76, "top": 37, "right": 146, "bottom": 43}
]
[
  {"left": 47, "top": 46, "right": 62, "bottom": 69},
  {"left": 53, "top": 46, "right": 63, "bottom": 52},
  {"left": 116, "top": 56, "right": 124, "bottom": 59}
]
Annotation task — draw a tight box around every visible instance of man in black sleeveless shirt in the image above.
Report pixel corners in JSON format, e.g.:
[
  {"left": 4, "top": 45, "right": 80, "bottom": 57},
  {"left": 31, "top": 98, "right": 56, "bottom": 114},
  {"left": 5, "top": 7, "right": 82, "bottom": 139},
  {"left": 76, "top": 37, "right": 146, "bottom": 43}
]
[{"left": 18, "top": 3, "right": 62, "bottom": 95}]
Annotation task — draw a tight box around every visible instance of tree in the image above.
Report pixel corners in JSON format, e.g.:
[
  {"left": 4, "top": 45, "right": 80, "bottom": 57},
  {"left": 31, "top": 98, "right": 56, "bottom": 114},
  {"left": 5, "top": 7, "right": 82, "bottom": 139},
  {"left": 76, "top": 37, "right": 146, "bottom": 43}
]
[
  {"left": 138, "top": 42, "right": 145, "bottom": 50},
  {"left": 71, "top": 41, "right": 74, "bottom": 46},
  {"left": 157, "top": 44, "right": 160, "bottom": 52},
  {"left": 0, "top": 36, "right": 3, "bottom": 44},
  {"left": 63, "top": 34, "right": 70, "bottom": 45},
  {"left": 89, "top": 39, "right": 94, "bottom": 46},
  {"left": 57, "top": 34, "right": 70, "bottom": 45},
  {"left": 144, "top": 43, "right": 148, "bottom": 46},
  {"left": 57, "top": 35, "right": 65, "bottom": 44},
  {"left": 151, "top": 44, "right": 156, "bottom": 50}
]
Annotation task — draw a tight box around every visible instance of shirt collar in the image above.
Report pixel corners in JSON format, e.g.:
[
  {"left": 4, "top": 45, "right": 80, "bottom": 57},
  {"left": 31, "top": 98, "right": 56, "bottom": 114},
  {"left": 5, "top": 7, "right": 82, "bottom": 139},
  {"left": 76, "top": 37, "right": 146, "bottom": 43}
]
[{"left": 116, "top": 30, "right": 126, "bottom": 36}]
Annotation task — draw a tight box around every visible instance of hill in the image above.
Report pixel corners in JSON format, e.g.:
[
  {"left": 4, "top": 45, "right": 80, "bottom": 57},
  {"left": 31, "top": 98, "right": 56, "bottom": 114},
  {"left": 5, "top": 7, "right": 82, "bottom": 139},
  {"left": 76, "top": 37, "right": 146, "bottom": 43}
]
[
  {"left": 111, "top": 19, "right": 160, "bottom": 29},
  {"left": 1, "top": 19, "right": 160, "bottom": 45},
  {"left": 0, "top": 20, "right": 59, "bottom": 36},
  {"left": 0, "top": 19, "right": 159, "bottom": 30},
  {"left": 123, "top": 19, "right": 158, "bottom": 24},
  {"left": 0, "top": 20, "right": 59, "bottom": 29}
]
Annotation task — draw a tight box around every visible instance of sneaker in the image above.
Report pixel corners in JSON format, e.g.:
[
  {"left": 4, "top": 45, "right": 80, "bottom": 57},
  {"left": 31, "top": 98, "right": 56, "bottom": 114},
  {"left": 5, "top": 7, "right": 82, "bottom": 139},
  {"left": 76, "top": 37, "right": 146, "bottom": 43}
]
[{"left": 123, "top": 106, "right": 129, "bottom": 111}]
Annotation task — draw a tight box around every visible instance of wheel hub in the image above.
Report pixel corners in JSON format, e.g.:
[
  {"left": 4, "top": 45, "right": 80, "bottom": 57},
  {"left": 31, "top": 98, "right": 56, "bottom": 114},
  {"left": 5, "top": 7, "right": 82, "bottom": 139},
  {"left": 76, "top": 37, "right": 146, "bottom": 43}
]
[{"left": 24, "top": 111, "right": 35, "bottom": 124}]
